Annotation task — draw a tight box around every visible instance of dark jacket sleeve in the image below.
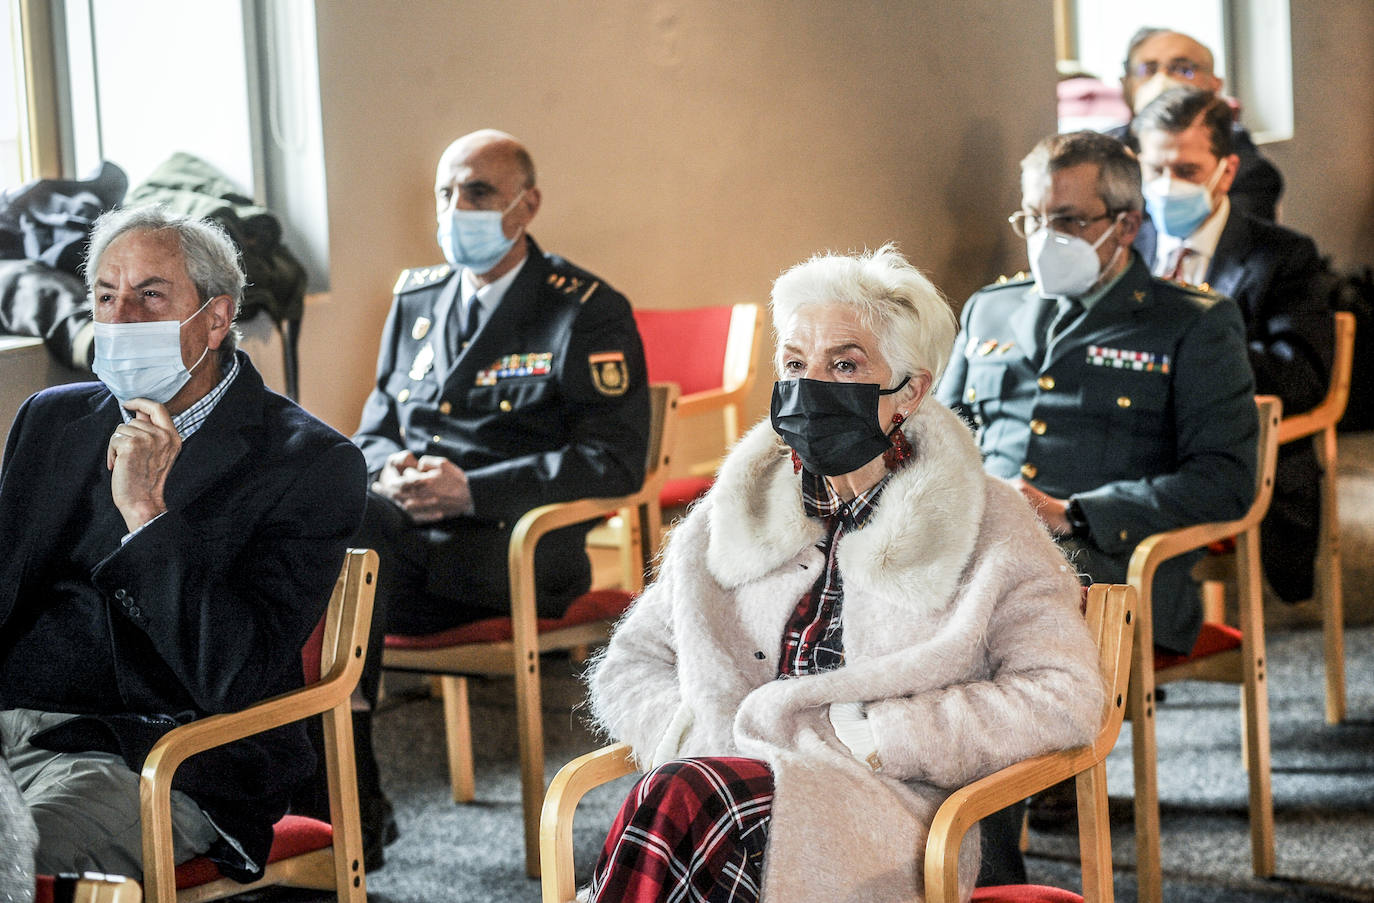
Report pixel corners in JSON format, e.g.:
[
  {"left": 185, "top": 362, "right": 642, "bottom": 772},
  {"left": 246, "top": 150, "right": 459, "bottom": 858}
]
[
  {"left": 465, "top": 288, "right": 650, "bottom": 520},
  {"left": 1242, "top": 230, "right": 1332, "bottom": 416},
  {"left": 1074, "top": 297, "right": 1259, "bottom": 555},
  {"left": 353, "top": 295, "right": 409, "bottom": 476}
]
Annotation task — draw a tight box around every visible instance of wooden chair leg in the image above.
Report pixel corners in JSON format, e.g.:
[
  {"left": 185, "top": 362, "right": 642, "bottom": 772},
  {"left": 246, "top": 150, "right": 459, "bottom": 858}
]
[
  {"left": 1237, "top": 557, "right": 1276, "bottom": 876},
  {"left": 1076, "top": 761, "right": 1114, "bottom": 903},
  {"left": 1129, "top": 665, "right": 1163, "bottom": 903},
  {"left": 515, "top": 649, "right": 547, "bottom": 878},
  {"left": 1318, "top": 427, "right": 1346, "bottom": 724},
  {"left": 440, "top": 675, "right": 476, "bottom": 803},
  {"left": 1200, "top": 578, "right": 1227, "bottom": 625}
]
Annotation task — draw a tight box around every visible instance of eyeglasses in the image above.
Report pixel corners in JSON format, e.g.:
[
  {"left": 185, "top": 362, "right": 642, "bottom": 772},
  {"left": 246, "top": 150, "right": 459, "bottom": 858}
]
[
  {"left": 1129, "top": 58, "right": 1208, "bottom": 81},
  {"left": 1007, "top": 211, "right": 1116, "bottom": 239}
]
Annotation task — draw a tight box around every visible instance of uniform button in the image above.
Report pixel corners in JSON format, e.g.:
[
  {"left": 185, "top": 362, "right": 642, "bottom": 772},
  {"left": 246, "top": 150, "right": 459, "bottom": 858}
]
[
  {"left": 499, "top": 399, "right": 513, "bottom": 412},
  {"left": 1030, "top": 419, "right": 1047, "bottom": 435},
  {"left": 397, "top": 388, "right": 411, "bottom": 403},
  {"left": 1119, "top": 529, "right": 1129, "bottom": 542},
  {"left": 1020, "top": 463, "right": 1038, "bottom": 479},
  {"left": 1037, "top": 375, "right": 1055, "bottom": 391},
  {"left": 1117, "top": 396, "right": 1132, "bottom": 408},
  {"left": 966, "top": 388, "right": 977, "bottom": 402},
  {"left": 439, "top": 401, "right": 452, "bottom": 415},
  {"left": 128, "top": 605, "right": 141, "bottom": 617},
  {"left": 114, "top": 589, "right": 127, "bottom": 600},
  {"left": 432, "top": 435, "right": 442, "bottom": 443}
]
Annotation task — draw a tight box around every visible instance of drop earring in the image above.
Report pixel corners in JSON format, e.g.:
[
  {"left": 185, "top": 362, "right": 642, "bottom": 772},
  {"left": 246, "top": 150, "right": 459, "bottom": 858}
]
[{"left": 884, "top": 412, "right": 914, "bottom": 470}]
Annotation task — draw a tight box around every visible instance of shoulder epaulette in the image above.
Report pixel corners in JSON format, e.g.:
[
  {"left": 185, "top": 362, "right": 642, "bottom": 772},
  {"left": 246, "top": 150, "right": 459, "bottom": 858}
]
[
  {"left": 988, "top": 271, "right": 1033, "bottom": 289},
  {"left": 394, "top": 264, "right": 452, "bottom": 295},
  {"left": 544, "top": 269, "right": 602, "bottom": 304}
]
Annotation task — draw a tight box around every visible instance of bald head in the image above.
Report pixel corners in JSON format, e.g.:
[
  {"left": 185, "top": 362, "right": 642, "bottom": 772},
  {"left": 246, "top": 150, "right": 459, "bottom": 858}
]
[
  {"left": 1121, "top": 29, "right": 1222, "bottom": 113},
  {"left": 433, "top": 129, "right": 542, "bottom": 281}
]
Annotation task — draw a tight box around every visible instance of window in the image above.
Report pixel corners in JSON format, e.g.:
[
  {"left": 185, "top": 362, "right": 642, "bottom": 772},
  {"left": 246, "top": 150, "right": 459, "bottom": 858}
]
[{"left": 1057, "top": 0, "right": 1293, "bottom": 144}]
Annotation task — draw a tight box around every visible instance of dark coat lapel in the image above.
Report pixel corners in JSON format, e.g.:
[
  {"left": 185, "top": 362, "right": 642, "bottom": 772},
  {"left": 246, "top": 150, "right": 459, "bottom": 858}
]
[
  {"left": 442, "top": 237, "right": 551, "bottom": 394},
  {"left": 1205, "top": 212, "right": 1252, "bottom": 310},
  {"left": 1044, "top": 255, "right": 1156, "bottom": 368},
  {"left": 427, "top": 276, "right": 462, "bottom": 377},
  {"left": 1007, "top": 284, "right": 1054, "bottom": 367},
  {"left": 162, "top": 353, "right": 263, "bottom": 512}
]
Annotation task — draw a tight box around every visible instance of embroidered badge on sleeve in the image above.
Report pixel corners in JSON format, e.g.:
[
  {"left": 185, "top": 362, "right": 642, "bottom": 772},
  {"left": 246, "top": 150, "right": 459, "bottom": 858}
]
[{"left": 589, "top": 351, "right": 629, "bottom": 396}]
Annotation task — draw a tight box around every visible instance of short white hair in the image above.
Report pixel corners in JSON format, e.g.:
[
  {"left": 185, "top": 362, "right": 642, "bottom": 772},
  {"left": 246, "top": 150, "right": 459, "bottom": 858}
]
[{"left": 769, "top": 243, "right": 956, "bottom": 387}]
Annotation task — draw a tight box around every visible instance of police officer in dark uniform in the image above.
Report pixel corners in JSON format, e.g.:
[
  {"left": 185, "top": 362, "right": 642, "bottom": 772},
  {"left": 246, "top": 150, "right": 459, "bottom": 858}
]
[
  {"left": 936, "top": 130, "right": 1257, "bottom": 885},
  {"left": 343, "top": 129, "right": 650, "bottom": 865}
]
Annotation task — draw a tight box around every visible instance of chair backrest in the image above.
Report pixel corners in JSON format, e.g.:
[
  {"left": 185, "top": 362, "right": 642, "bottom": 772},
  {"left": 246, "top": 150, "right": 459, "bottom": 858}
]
[
  {"left": 1127, "top": 395, "right": 1281, "bottom": 621},
  {"left": 1278, "top": 310, "right": 1355, "bottom": 445},
  {"left": 923, "top": 584, "right": 1137, "bottom": 903},
  {"left": 634, "top": 304, "right": 762, "bottom": 442}
]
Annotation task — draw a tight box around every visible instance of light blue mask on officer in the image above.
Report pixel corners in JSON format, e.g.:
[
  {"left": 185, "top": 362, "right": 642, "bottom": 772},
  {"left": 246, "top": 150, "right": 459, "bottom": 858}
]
[
  {"left": 92, "top": 297, "right": 213, "bottom": 405},
  {"left": 436, "top": 189, "right": 526, "bottom": 274}
]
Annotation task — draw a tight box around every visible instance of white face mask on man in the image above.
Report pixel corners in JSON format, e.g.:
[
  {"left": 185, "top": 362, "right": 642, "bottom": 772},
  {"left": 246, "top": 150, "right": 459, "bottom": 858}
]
[
  {"left": 1027, "top": 215, "right": 1124, "bottom": 299},
  {"left": 92, "top": 296, "right": 214, "bottom": 405}
]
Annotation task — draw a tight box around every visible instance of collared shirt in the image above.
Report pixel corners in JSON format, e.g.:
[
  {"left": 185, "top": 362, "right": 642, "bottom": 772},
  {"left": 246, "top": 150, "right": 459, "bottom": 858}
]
[
  {"left": 1152, "top": 195, "right": 1231, "bottom": 285},
  {"left": 117, "top": 351, "right": 240, "bottom": 441},
  {"left": 457, "top": 255, "right": 528, "bottom": 340},
  {"left": 777, "top": 471, "right": 892, "bottom": 677},
  {"left": 1075, "top": 254, "right": 1132, "bottom": 315}
]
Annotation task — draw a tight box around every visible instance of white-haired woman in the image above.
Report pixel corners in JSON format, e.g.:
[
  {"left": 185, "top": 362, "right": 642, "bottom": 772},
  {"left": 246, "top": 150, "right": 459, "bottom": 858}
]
[{"left": 586, "top": 245, "right": 1104, "bottom": 903}]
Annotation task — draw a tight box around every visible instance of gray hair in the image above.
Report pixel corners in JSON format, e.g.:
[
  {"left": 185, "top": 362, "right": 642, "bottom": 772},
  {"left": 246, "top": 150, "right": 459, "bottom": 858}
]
[
  {"left": 1020, "top": 130, "right": 1144, "bottom": 214},
  {"left": 85, "top": 205, "right": 245, "bottom": 354},
  {"left": 770, "top": 243, "right": 957, "bottom": 389}
]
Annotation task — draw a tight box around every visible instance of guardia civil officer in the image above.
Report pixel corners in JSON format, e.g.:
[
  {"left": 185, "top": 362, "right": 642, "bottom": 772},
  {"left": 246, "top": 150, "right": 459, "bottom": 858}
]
[
  {"left": 935, "top": 130, "right": 1257, "bottom": 884},
  {"left": 328, "top": 130, "right": 649, "bottom": 867}
]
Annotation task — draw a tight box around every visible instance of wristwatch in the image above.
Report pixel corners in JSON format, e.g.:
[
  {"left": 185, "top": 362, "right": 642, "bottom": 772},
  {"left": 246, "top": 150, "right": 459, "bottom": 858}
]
[{"left": 1064, "top": 497, "right": 1092, "bottom": 541}]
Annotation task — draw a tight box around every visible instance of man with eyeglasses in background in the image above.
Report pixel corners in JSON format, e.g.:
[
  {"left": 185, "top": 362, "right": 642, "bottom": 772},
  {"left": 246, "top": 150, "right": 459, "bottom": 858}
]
[
  {"left": 1133, "top": 86, "right": 1332, "bottom": 605},
  {"left": 1105, "top": 26, "right": 1284, "bottom": 221},
  {"left": 937, "top": 130, "right": 1258, "bottom": 884}
]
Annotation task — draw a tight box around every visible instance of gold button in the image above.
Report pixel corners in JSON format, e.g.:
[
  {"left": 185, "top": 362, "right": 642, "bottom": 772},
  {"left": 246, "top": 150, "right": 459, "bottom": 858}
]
[
  {"left": 439, "top": 401, "right": 452, "bottom": 415},
  {"left": 397, "top": 388, "right": 410, "bottom": 403},
  {"left": 499, "top": 399, "right": 513, "bottom": 412},
  {"left": 1030, "top": 419, "right": 1047, "bottom": 435},
  {"left": 1119, "top": 529, "right": 1129, "bottom": 542},
  {"left": 1020, "top": 463, "right": 1038, "bottom": 479},
  {"left": 432, "top": 435, "right": 441, "bottom": 443},
  {"left": 966, "top": 388, "right": 977, "bottom": 402},
  {"left": 1037, "top": 375, "right": 1055, "bottom": 391},
  {"left": 1117, "top": 396, "right": 1132, "bottom": 408}
]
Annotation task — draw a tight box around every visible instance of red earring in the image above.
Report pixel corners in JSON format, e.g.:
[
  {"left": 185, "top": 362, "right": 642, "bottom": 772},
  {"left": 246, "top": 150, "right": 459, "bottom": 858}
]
[
  {"left": 791, "top": 448, "right": 804, "bottom": 474},
  {"left": 884, "top": 412, "right": 913, "bottom": 470}
]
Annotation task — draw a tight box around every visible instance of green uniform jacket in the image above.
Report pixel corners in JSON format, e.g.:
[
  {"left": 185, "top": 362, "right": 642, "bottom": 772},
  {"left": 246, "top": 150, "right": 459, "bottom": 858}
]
[{"left": 936, "top": 254, "right": 1258, "bottom": 654}]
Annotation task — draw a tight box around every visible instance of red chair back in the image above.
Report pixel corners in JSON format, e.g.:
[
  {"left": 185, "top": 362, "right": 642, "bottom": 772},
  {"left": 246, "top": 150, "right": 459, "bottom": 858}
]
[{"left": 634, "top": 306, "right": 734, "bottom": 396}]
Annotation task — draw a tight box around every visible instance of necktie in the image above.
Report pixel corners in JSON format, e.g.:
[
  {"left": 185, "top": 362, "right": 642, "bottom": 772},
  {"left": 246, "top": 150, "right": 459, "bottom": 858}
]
[
  {"left": 1162, "top": 246, "right": 1192, "bottom": 282},
  {"left": 448, "top": 295, "right": 482, "bottom": 360},
  {"left": 1046, "top": 297, "right": 1082, "bottom": 345}
]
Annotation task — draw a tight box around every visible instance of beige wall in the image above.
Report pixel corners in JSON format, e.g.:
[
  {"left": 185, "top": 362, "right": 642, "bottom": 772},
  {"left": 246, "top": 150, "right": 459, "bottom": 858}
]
[
  {"left": 1266, "top": 2, "right": 1374, "bottom": 271},
  {"left": 303, "top": 1, "right": 1374, "bottom": 452},
  {"left": 304, "top": 0, "right": 1058, "bottom": 440}
]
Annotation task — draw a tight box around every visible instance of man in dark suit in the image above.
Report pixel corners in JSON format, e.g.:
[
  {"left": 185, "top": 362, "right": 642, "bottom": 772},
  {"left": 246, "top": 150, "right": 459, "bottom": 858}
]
[
  {"left": 1106, "top": 27, "right": 1283, "bottom": 221},
  {"left": 1135, "top": 87, "right": 1334, "bottom": 602},
  {"left": 936, "top": 129, "right": 1258, "bottom": 884},
  {"left": 0, "top": 206, "right": 366, "bottom": 879},
  {"left": 347, "top": 129, "right": 650, "bottom": 863}
]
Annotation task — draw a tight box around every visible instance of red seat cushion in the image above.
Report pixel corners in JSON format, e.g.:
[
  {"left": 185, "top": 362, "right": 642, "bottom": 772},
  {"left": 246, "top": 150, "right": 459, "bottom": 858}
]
[
  {"left": 660, "top": 475, "right": 714, "bottom": 509},
  {"left": 174, "top": 814, "right": 333, "bottom": 888},
  {"left": 973, "top": 885, "right": 1084, "bottom": 903},
  {"left": 1154, "top": 621, "right": 1243, "bottom": 671},
  {"left": 385, "top": 588, "right": 635, "bottom": 650}
]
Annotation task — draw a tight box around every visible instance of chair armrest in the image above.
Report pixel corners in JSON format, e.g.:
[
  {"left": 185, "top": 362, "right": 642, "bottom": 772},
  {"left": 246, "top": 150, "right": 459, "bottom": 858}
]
[
  {"left": 540, "top": 743, "right": 637, "bottom": 903},
  {"left": 676, "top": 385, "right": 748, "bottom": 420},
  {"left": 924, "top": 743, "right": 1099, "bottom": 902},
  {"left": 1276, "top": 407, "right": 1333, "bottom": 445}
]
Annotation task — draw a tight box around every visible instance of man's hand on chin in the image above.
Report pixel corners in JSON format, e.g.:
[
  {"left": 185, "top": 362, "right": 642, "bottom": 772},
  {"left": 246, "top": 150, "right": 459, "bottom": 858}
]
[{"left": 107, "top": 398, "right": 181, "bottom": 532}]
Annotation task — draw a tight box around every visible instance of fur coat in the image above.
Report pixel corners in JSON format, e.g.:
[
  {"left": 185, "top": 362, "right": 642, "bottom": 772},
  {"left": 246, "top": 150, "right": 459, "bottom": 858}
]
[{"left": 587, "top": 397, "right": 1105, "bottom": 903}]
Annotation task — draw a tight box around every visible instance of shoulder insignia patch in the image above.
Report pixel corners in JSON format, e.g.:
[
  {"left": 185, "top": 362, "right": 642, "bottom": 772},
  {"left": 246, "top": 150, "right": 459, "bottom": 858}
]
[
  {"left": 589, "top": 350, "right": 629, "bottom": 396},
  {"left": 546, "top": 271, "right": 602, "bottom": 303},
  {"left": 394, "top": 264, "right": 452, "bottom": 295}
]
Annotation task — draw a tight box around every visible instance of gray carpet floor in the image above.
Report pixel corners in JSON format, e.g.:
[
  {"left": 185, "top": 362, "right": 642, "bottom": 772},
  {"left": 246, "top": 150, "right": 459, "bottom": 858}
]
[{"left": 327, "top": 433, "right": 1374, "bottom": 902}]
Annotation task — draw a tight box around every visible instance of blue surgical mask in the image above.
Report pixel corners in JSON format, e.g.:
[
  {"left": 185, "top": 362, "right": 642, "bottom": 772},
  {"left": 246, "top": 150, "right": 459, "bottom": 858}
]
[
  {"left": 92, "top": 297, "right": 213, "bottom": 405},
  {"left": 1143, "top": 159, "right": 1227, "bottom": 238},
  {"left": 436, "top": 189, "right": 526, "bottom": 273}
]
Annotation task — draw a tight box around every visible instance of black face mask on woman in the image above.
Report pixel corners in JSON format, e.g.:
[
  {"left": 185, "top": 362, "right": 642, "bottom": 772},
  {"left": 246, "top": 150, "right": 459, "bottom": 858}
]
[{"left": 769, "top": 376, "right": 909, "bottom": 476}]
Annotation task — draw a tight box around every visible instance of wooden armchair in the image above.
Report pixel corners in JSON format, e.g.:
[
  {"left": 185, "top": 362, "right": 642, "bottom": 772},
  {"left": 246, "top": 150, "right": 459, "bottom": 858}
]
[
  {"left": 138, "top": 548, "right": 378, "bottom": 903},
  {"left": 539, "top": 584, "right": 1138, "bottom": 903},
  {"left": 382, "top": 383, "right": 681, "bottom": 877},
  {"left": 1125, "top": 397, "right": 1282, "bottom": 903}
]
